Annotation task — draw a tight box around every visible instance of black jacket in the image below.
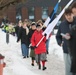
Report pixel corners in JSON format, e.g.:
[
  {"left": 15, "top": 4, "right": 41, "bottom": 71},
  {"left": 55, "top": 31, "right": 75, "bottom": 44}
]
[
  {"left": 70, "top": 25, "right": 76, "bottom": 73},
  {"left": 56, "top": 18, "right": 76, "bottom": 53},
  {"left": 15, "top": 26, "right": 21, "bottom": 37},
  {"left": 68, "top": 22, "right": 76, "bottom": 73},
  {"left": 28, "top": 29, "right": 36, "bottom": 43},
  {"left": 17, "top": 27, "right": 29, "bottom": 46}
]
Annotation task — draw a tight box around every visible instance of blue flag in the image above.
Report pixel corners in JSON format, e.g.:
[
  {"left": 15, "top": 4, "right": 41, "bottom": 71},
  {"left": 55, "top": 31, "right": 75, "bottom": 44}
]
[{"left": 44, "top": 0, "right": 61, "bottom": 27}]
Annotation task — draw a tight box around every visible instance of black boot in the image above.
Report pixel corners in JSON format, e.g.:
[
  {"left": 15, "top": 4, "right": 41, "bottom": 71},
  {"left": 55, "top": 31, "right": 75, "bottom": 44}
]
[
  {"left": 31, "top": 60, "right": 34, "bottom": 66},
  {"left": 31, "top": 63, "right": 34, "bottom": 66},
  {"left": 38, "top": 64, "right": 41, "bottom": 69},
  {"left": 27, "top": 56, "right": 29, "bottom": 58},
  {"left": 42, "top": 66, "right": 47, "bottom": 70},
  {"left": 47, "top": 51, "right": 49, "bottom": 54},
  {"left": 23, "top": 56, "right": 26, "bottom": 58}
]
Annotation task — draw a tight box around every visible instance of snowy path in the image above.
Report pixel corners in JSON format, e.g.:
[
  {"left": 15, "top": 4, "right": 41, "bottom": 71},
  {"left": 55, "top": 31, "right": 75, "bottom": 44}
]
[{"left": 0, "top": 29, "right": 65, "bottom": 75}]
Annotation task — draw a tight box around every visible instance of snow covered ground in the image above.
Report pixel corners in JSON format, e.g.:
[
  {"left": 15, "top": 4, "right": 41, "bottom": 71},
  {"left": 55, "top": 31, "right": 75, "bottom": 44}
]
[{"left": 0, "top": 29, "right": 65, "bottom": 75}]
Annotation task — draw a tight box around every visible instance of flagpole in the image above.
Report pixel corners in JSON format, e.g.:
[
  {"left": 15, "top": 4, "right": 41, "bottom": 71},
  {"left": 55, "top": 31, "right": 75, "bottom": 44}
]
[
  {"left": 58, "top": 0, "right": 61, "bottom": 3},
  {"left": 36, "top": 0, "right": 74, "bottom": 47},
  {"left": 36, "top": 36, "right": 45, "bottom": 47}
]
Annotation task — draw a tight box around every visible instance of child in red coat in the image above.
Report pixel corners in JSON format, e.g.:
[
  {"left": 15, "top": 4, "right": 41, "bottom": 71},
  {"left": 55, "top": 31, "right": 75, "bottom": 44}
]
[{"left": 31, "top": 24, "right": 47, "bottom": 70}]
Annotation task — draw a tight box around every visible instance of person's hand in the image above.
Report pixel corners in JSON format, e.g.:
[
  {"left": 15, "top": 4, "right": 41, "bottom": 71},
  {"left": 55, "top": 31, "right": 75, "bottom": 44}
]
[
  {"left": 31, "top": 46, "right": 37, "bottom": 50},
  {"left": 16, "top": 40, "right": 20, "bottom": 43},
  {"left": 64, "top": 33, "right": 71, "bottom": 40},
  {"left": 17, "top": 40, "right": 19, "bottom": 43},
  {"left": 61, "top": 33, "right": 71, "bottom": 40},
  {"left": 44, "top": 33, "right": 47, "bottom": 37},
  {"left": 60, "top": 42, "right": 63, "bottom": 46}
]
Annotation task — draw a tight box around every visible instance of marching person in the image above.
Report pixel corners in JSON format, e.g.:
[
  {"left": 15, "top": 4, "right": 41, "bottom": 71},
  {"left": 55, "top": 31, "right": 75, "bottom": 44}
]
[
  {"left": 36, "top": 19, "right": 50, "bottom": 54},
  {"left": 31, "top": 24, "right": 47, "bottom": 70},
  {"left": 15, "top": 20, "right": 23, "bottom": 37},
  {"left": 17, "top": 21, "right": 29, "bottom": 58},
  {"left": 28, "top": 22, "right": 36, "bottom": 66}
]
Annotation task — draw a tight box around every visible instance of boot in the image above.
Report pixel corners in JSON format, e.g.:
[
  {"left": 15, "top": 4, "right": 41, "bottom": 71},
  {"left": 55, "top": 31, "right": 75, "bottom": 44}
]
[
  {"left": 31, "top": 63, "right": 34, "bottom": 66},
  {"left": 38, "top": 64, "right": 41, "bottom": 69},
  {"left": 31, "top": 60, "right": 34, "bottom": 66},
  {"left": 42, "top": 66, "right": 47, "bottom": 70},
  {"left": 23, "top": 56, "right": 26, "bottom": 58},
  {"left": 47, "top": 51, "right": 49, "bottom": 54}
]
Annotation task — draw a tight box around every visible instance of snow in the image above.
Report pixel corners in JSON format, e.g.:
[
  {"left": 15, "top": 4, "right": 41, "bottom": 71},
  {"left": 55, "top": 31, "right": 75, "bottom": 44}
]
[{"left": 0, "top": 29, "right": 65, "bottom": 75}]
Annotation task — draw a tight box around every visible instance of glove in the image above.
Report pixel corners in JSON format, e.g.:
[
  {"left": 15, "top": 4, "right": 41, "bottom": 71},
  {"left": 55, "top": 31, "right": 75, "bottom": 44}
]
[
  {"left": 31, "top": 46, "right": 37, "bottom": 50},
  {"left": 44, "top": 33, "right": 47, "bottom": 37}
]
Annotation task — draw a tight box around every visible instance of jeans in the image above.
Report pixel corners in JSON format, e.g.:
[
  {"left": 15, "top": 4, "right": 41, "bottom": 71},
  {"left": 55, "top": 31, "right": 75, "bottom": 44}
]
[
  {"left": 21, "top": 44, "right": 29, "bottom": 57},
  {"left": 64, "top": 53, "right": 74, "bottom": 75},
  {"left": 46, "top": 38, "right": 50, "bottom": 52}
]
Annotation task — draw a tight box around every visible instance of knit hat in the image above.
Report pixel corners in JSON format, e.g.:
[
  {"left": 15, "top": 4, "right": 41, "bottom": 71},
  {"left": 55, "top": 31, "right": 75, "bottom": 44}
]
[{"left": 31, "top": 22, "right": 36, "bottom": 26}]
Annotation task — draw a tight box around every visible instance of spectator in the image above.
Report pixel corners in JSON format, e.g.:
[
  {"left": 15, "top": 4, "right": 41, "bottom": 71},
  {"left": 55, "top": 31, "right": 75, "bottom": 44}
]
[
  {"left": 15, "top": 20, "right": 23, "bottom": 37},
  {"left": 56, "top": 7, "right": 76, "bottom": 75}
]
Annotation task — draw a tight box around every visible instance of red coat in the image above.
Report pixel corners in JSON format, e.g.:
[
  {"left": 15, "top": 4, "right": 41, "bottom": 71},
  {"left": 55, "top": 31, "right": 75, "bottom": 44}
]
[{"left": 31, "top": 30, "right": 46, "bottom": 54}]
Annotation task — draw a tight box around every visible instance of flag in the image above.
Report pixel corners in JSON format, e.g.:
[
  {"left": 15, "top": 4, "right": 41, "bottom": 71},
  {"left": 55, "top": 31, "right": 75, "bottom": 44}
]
[
  {"left": 44, "top": 0, "right": 61, "bottom": 27},
  {"left": 43, "top": 0, "right": 74, "bottom": 39},
  {"left": 36, "top": 0, "right": 74, "bottom": 47}
]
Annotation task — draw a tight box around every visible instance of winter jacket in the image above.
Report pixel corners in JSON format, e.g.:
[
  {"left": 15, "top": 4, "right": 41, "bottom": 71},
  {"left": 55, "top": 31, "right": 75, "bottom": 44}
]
[
  {"left": 17, "top": 27, "right": 30, "bottom": 47},
  {"left": 68, "top": 24, "right": 76, "bottom": 73},
  {"left": 69, "top": 25, "right": 76, "bottom": 73},
  {"left": 56, "top": 17, "right": 76, "bottom": 53},
  {"left": 31, "top": 30, "right": 46, "bottom": 54},
  {"left": 28, "top": 29, "right": 36, "bottom": 43},
  {"left": 15, "top": 26, "right": 21, "bottom": 37},
  {"left": 28, "top": 29, "right": 36, "bottom": 57}
]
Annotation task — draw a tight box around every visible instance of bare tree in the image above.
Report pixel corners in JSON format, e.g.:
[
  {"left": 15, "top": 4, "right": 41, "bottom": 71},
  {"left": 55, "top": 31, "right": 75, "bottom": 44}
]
[{"left": 0, "top": 0, "right": 26, "bottom": 18}]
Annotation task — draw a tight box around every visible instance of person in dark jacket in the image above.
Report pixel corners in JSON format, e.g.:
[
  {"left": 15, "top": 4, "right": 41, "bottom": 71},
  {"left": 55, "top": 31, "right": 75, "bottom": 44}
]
[
  {"left": 56, "top": 7, "right": 76, "bottom": 75},
  {"left": 67, "top": 3, "right": 76, "bottom": 74},
  {"left": 15, "top": 20, "right": 22, "bottom": 37},
  {"left": 17, "top": 21, "right": 29, "bottom": 58},
  {"left": 28, "top": 22, "right": 36, "bottom": 66},
  {"left": 68, "top": 24, "right": 76, "bottom": 74}
]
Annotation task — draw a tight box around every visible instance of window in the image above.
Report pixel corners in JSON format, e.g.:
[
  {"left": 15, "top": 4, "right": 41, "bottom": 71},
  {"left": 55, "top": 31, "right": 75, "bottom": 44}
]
[
  {"left": 42, "top": 7, "right": 48, "bottom": 19},
  {"left": 28, "top": 7, "right": 35, "bottom": 21},
  {"left": 16, "top": 8, "right": 22, "bottom": 23}
]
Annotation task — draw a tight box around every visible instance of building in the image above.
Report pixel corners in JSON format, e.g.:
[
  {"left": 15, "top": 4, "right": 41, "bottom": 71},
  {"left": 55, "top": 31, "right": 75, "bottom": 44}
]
[{"left": 0, "top": 0, "right": 75, "bottom": 24}]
